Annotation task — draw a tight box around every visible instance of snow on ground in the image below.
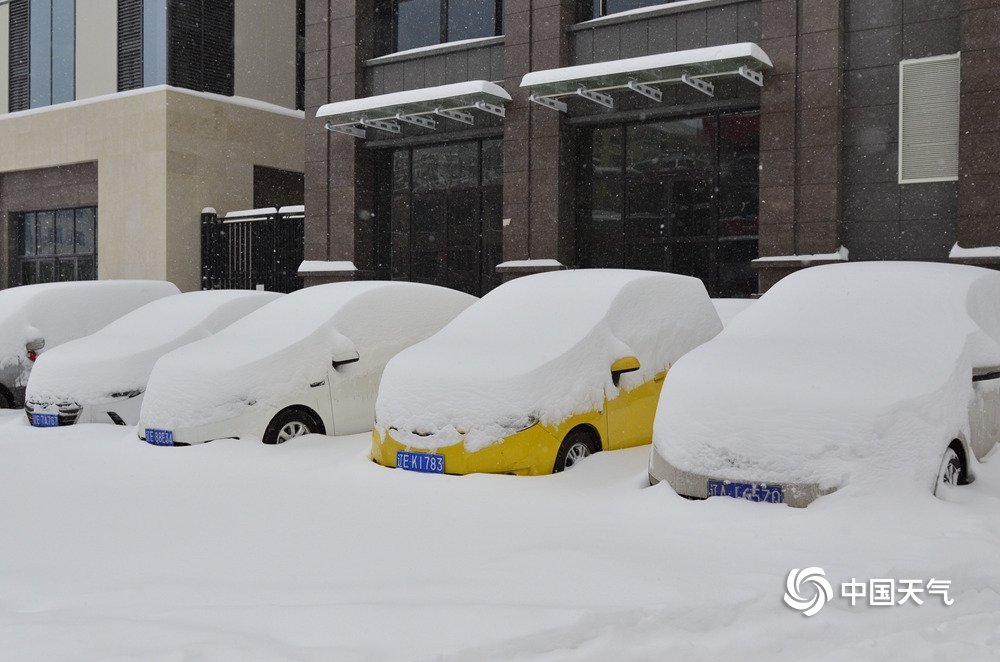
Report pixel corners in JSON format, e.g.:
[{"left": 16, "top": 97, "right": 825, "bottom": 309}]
[{"left": 1, "top": 409, "right": 999, "bottom": 661}]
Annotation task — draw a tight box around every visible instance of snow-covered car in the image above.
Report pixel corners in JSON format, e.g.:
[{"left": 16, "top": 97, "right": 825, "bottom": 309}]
[
  {"left": 0, "top": 280, "right": 180, "bottom": 409},
  {"left": 371, "top": 269, "right": 723, "bottom": 475},
  {"left": 649, "top": 261, "right": 1000, "bottom": 507},
  {"left": 137, "top": 281, "right": 477, "bottom": 446},
  {"left": 23, "top": 289, "right": 282, "bottom": 427}
]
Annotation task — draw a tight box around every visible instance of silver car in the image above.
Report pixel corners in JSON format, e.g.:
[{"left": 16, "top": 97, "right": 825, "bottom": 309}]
[{"left": 0, "top": 280, "right": 179, "bottom": 410}]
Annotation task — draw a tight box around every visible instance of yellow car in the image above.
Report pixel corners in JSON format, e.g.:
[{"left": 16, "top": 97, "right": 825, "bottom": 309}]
[{"left": 371, "top": 269, "right": 723, "bottom": 475}]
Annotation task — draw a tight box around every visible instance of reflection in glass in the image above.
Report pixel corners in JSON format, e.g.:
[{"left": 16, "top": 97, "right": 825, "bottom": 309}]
[
  {"left": 38, "top": 260, "right": 56, "bottom": 284},
  {"left": 37, "top": 212, "right": 56, "bottom": 255},
  {"left": 29, "top": 0, "right": 52, "bottom": 107},
  {"left": 397, "top": 0, "right": 440, "bottom": 51},
  {"left": 51, "top": 0, "right": 74, "bottom": 104},
  {"left": 56, "top": 209, "right": 75, "bottom": 254},
  {"left": 143, "top": 0, "right": 168, "bottom": 85},
  {"left": 58, "top": 259, "right": 75, "bottom": 282},
  {"left": 23, "top": 214, "right": 36, "bottom": 256},
  {"left": 75, "top": 208, "right": 96, "bottom": 253},
  {"left": 448, "top": 0, "right": 496, "bottom": 41}
]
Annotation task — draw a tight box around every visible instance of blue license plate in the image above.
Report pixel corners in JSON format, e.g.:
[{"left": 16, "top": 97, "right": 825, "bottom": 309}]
[
  {"left": 145, "top": 428, "right": 174, "bottom": 446},
  {"left": 31, "top": 413, "right": 59, "bottom": 427},
  {"left": 396, "top": 451, "right": 444, "bottom": 473},
  {"left": 708, "top": 479, "right": 783, "bottom": 503}
]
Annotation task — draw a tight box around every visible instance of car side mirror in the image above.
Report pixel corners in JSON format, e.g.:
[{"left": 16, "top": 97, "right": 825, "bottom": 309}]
[
  {"left": 25, "top": 337, "right": 45, "bottom": 361},
  {"left": 331, "top": 349, "right": 360, "bottom": 369},
  {"left": 611, "top": 356, "right": 640, "bottom": 387}
]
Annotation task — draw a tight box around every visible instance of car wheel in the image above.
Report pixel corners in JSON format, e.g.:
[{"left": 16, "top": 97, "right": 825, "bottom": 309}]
[
  {"left": 263, "top": 408, "right": 322, "bottom": 445},
  {"left": 553, "top": 429, "right": 599, "bottom": 473},
  {"left": 935, "top": 443, "right": 966, "bottom": 493}
]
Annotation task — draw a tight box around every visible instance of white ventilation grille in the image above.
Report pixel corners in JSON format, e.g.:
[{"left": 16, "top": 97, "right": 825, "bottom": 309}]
[{"left": 899, "top": 53, "right": 960, "bottom": 184}]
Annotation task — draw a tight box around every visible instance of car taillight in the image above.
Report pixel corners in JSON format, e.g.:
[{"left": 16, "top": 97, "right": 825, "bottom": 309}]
[{"left": 27, "top": 351, "right": 38, "bottom": 362}]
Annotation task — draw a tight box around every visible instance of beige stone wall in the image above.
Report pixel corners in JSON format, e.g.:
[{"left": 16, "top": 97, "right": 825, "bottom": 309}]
[
  {"left": 0, "top": 87, "right": 304, "bottom": 291},
  {"left": 1, "top": 3, "right": 9, "bottom": 115},
  {"left": 75, "top": 0, "right": 117, "bottom": 101},
  {"left": 234, "top": 0, "right": 297, "bottom": 109}
]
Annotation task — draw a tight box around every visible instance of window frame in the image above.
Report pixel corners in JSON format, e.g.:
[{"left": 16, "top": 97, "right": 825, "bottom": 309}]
[
  {"left": 17, "top": 206, "right": 98, "bottom": 285},
  {"left": 375, "top": 0, "right": 504, "bottom": 57}
]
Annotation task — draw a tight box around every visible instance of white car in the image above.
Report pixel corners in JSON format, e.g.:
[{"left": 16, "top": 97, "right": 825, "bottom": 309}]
[
  {"left": 137, "top": 281, "right": 477, "bottom": 446},
  {"left": 649, "top": 261, "right": 1000, "bottom": 507},
  {"left": 23, "top": 290, "right": 281, "bottom": 427},
  {"left": 0, "top": 280, "right": 180, "bottom": 409}
]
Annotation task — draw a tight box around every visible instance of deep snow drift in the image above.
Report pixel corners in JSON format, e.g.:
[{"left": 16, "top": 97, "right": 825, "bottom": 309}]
[{"left": 1, "top": 412, "right": 998, "bottom": 661}]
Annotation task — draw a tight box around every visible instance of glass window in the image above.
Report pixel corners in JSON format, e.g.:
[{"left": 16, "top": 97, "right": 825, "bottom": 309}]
[
  {"left": 397, "top": 0, "right": 441, "bottom": 51},
  {"left": 577, "top": 113, "right": 760, "bottom": 297},
  {"left": 29, "top": 0, "right": 74, "bottom": 108},
  {"left": 143, "top": 0, "right": 168, "bottom": 86},
  {"left": 581, "top": 0, "right": 670, "bottom": 22},
  {"left": 376, "top": 0, "right": 502, "bottom": 56},
  {"left": 18, "top": 206, "right": 97, "bottom": 285},
  {"left": 374, "top": 139, "right": 503, "bottom": 296}
]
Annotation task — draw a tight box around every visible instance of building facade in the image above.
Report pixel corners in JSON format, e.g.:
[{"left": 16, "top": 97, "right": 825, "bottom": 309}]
[
  {"left": 304, "top": 0, "right": 1000, "bottom": 297},
  {"left": 0, "top": 0, "right": 305, "bottom": 291}
]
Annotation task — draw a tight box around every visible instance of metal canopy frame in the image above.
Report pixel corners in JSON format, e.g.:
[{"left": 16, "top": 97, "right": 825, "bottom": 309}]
[
  {"left": 520, "top": 43, "right": 772, "bottom": 114},
  {"left": 318, "top": 80, "right": 511, "bottom": 139}
]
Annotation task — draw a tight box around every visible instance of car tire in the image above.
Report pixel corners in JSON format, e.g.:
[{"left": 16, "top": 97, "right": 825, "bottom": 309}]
[
  {"left": 553, "top": 429, "right": 600, "bottom": 473},
  {"left": 935, "top": 442, "right": 966, "bottom": 493},
  {"left": 263, "top": 408, "right": 323, "bottom": 445}
]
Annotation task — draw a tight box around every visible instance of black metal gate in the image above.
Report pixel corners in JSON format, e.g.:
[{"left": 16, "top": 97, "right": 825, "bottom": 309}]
[{"left": 201, "top": 206, "right": 304, "bottom": 293}]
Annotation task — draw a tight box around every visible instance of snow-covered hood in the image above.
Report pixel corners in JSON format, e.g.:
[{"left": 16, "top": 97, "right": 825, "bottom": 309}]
[
  {"left": 0, "top": 280, "right": 180, "bottom": 384},
  {"left": 140, "top": 282, "right": 476, "bottom": 431},
  {"left": 25, "top": 290, "right": 281, "bottom": 406},
  {"left": 376, "top": 269, "right": 722, "bottom": 452},
  {"left": 653, "top": 261, "right": 1000, "bottom": 493}
]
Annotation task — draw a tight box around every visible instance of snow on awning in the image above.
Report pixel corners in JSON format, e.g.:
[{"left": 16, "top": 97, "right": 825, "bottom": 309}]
[
  {"left": 317, "top": 80, "right": 511, "bottom": 139},
  {"left": 520, "top": 43, "right": 772, "bottom": 113}
]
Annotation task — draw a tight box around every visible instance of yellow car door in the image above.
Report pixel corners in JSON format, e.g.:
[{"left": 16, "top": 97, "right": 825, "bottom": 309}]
[{"left": 605, "top": 357, "right": 666, "bottom": 450}]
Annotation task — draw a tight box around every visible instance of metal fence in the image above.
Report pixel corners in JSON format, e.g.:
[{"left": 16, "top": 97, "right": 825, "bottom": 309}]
[{"left": 201, "top": 206, "right": 304, "bottom": 293}]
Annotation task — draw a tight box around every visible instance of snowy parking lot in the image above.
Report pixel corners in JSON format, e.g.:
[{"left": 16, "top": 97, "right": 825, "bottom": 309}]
[{"left": 2, "top": 409, "right": 1000, "bottom": 661}]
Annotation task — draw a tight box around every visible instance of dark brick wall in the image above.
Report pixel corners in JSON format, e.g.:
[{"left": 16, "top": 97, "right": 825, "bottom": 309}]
[
  {"left": 958, "top": 0, "right": 1000, "bottom": 251},
  {"left": 841, "top": 0, "right": 959, "bottom": 262},
  {"left": 365, "top": 39, "right": 505, "bottom": 93}
]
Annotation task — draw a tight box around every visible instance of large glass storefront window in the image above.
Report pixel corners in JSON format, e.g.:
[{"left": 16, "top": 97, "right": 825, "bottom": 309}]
[
  {"left": 18, "top": 207, "right": 97, "bottom": 285},
  {"left": 374, "top": 139, "right": 503, "bottom": 297},
  {"left": 576, "top": 113, "right": 760, "bottom": 297},
  {"left": 374, "top": 0, "right": 503, "bottom": 56}
]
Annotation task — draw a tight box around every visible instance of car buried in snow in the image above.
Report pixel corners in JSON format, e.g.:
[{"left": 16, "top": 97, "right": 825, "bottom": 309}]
[
  {"left": 23, "top": 289, "right": 281, "bottom": 427},
  {"left": 371, "top": 269, "right": 723, "bottom": 475},
  {"left": 137, "top": 281, "right": 476, "bottom": 446},
  {"left": 0, "top": 280, "right": 180, "bottom": 410},
  {"left": 648, "top": 261, "right": 1000, "bottom": 507}
]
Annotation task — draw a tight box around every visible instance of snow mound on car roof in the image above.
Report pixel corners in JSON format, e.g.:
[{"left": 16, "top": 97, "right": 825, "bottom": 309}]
[
  {"left": 375, "top": 269, "right": 722, "bottom": 452},
  {"left": 25, "top": 290, "right": 281, "bottom": 405},
  {"left": 653, "top": 261, "right": 1000, "bottom": 495},
  {"left": 139, "top": 282, "right": 476, "bottom": 431},
  {"left": 0, "top": 280, "right": 179, "bottom": 376}
]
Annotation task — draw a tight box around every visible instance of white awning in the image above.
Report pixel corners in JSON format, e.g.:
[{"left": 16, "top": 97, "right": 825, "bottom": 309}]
[
  {"left": 317, "top": 80, "right": 511, "bottom": 139},
  {"left": 520, "top": 43, "right": 772, "bottom": 113}
]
